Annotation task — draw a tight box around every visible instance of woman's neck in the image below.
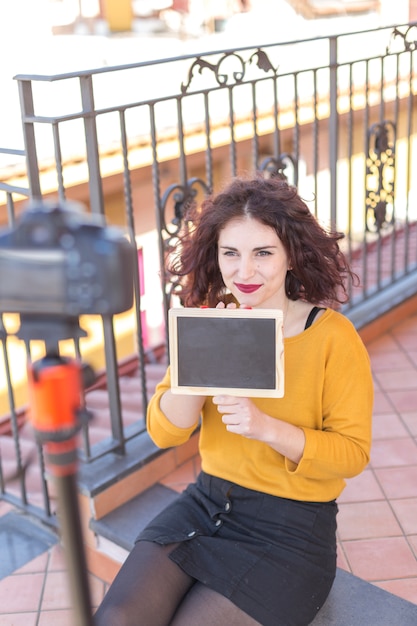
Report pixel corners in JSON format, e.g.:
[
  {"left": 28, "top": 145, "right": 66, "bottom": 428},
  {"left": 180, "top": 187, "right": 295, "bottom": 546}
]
[{"left": 284, "top": 299, "right": 319, "bottom": 337}]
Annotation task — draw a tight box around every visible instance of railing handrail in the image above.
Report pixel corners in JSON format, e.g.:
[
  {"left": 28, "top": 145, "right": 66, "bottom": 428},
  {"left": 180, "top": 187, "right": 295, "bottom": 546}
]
[{"left": 12, "top": 21, "right": 415, "bottom": 83}]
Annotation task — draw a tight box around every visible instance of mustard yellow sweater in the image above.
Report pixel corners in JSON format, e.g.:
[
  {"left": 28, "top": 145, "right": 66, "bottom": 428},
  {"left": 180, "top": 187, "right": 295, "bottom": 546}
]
[{"left": 147, "top": 309, "right": 374, "bottom": 502}]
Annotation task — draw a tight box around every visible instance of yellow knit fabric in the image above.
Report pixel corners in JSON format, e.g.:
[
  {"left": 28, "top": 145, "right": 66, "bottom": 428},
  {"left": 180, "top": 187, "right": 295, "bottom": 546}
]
[{"left": 147, "top": 309, "right": 374, "bottom": 502}]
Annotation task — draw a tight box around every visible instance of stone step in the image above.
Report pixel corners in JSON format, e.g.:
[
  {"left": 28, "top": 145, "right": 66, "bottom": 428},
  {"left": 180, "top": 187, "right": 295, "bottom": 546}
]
[
  {"left": 90, "top": 482, "right": 179, "bottom": 551},
  {"left": 312, "top": 567, "right": 417, "bottom": 625}
]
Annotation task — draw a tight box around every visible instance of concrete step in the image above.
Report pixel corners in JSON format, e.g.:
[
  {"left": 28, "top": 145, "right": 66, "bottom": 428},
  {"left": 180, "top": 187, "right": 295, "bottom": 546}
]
[
  {"left": 312, "top": 567, "right": 417, "bottom": 625},
  {"left": 90, "top": 482, "right": 179, "bottom": 551}
]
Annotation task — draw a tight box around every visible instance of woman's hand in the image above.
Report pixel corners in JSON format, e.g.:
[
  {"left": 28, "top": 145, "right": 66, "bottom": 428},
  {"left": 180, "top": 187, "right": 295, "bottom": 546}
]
[
  {"left": 212, "top": 395, "right": 266, "bottom": 440},
  {"left": 212, "top": 395, "right": 306, "bottom": 465}
]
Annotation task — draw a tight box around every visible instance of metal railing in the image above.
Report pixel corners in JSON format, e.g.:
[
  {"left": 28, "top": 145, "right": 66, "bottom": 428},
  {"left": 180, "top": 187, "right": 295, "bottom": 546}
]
[{"left": 0, "top": 22, "right": 416, "bottom": 524}]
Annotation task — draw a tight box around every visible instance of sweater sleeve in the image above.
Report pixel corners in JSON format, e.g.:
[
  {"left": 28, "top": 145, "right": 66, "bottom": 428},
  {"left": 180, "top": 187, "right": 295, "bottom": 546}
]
[
  {"left": 146, "top": 366, "right": 200, "bottom": 448},
  {"left": 286, "top": 321, "right": 374, "bottom": 480}
]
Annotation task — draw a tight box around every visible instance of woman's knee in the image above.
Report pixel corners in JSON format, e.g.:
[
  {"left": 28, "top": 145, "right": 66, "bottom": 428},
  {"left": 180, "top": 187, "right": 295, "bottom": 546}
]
[
  {"left": 94, "top": 541, "right": 195, "bottom": 626},
  {"left": 94, "top": 600, "right": 132, "bottom": 626}
]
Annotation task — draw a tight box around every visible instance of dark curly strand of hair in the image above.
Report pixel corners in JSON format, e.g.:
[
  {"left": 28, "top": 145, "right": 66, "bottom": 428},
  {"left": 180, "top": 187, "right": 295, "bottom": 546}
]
[{"left": 168, "top": 174, "right": 357, "bottom": 308}]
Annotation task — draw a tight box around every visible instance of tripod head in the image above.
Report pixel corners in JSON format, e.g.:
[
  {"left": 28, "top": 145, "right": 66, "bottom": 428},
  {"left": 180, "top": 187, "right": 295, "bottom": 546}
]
[
  {"left": 0, "top": 199, "right": 135, "bottom": 323},
  {"left": 0, "top": 198, "right": 136, "bottom": 438}
]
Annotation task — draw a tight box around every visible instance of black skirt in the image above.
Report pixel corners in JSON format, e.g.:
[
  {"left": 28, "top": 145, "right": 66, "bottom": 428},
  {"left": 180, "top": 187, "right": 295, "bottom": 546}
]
[{"left": 137, "top": 472, "right": 337, "bottom": 626}]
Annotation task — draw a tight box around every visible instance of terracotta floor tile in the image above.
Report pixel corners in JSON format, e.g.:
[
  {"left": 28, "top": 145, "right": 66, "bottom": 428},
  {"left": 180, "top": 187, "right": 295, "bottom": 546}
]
[
  {"left": 374, "top": 367, "right": 417, "bottom": 391},
  {"left": 41, "top": 571, "right": 71, "bottom": 611},
  {"left": 0, "top": 573, "right": 44, "bottom": 613},
  {"left": 37, "top": 609, "right": 80, "bottom": 626},
  {"left": 337, "top": 501, "right": 402, "bottom": 540},
  {"left": 375, "top": 466, "right": 417, "bottom": 499},
  {"left": 336, "top": 543, "right": 351, "bottom": 572},
  {"left": 41, "top": 570, "right": 105, "bottom": 613},
  {"left": 375, "top": 578, "right": 417, "bottom": 605},
  {"left": 409, "top": 535, "right": 417, "bottom": 558},
  {"left": 396, "top": 333, "right": 417, "bottom": 350},
  {"left": 372, "top": 390, "right": 395, "bottom": 413},
  {"left": 0, "top": 613, "right": 38, "bottom": 625},
  {"left": 342, "top": 537, "right": 417, "bottom": 581},
  {"left": 372, "top": 412, "right": 410, "bottom": 440},
  {"left": 386, "top": 389, "right": 417, "bottom": 412},
  {"left": 370, "top": 350, "right": 414, "bottom": 371},
  {"left": 372, "top": 375, "right": 381, "bottom": 392},
  {"left": 338, "top": 469, "right": 384, "bottom": 503},
  {"left": 401, "top": 411, "right": 417, "bottom": 436},
  {"left": 390, "top": 498, "right": 417, "bottom": 535},
  {"left": 370, "top": 438, "right": 417, "bottom": 468}
]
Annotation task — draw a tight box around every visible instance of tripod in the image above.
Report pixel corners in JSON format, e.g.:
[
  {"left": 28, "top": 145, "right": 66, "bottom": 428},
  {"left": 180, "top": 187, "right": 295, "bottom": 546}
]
[
  {"left": 22, "top": 317, "right": 95, "bottom": 626},
  {"left": 0, "top": 199, "right": 135, "bottom": 625}
]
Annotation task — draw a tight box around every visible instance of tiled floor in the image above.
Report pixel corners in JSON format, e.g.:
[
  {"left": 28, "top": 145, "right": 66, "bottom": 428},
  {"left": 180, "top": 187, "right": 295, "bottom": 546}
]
[{"left": 1, "top": 310, "right": 417, "bottom": 624}]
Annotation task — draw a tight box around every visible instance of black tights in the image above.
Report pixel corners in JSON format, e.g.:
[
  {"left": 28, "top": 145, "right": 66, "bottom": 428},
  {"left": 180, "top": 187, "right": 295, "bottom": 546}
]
[{"left": 94, "top": 541, "right": 261, "bottom": 626}]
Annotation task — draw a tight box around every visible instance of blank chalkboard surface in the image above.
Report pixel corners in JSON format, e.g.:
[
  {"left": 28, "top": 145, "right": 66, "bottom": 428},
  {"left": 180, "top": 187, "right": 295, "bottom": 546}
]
[{"left": 169, "top": 307, "right": 284, "bottom": 397}]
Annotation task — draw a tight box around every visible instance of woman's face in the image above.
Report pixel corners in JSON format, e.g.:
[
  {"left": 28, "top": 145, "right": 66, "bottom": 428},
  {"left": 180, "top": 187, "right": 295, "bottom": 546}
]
[{"left": 217, "top": 216, "right": 289, "bottom": 309}]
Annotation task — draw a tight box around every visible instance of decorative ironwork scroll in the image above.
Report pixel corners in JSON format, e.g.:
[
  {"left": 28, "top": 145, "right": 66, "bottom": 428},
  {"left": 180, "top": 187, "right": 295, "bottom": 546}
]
[
  {"left": 181, "top": 48, "right": 277, "bottom": 94},
  {"left": 386, "top": 24, "right": 417, "bottom": 54},
  {"left": 259, "top": 153, "right": 296, "bottom": 184},
  {"left": 365, "top": 121, "right": 396, "bottom": 232},
  {"left": 159, "top": 177, "right": 210, "bottom": 304},
  {"left": 160, "top": 177, "right": 210, "bottom": 236}
]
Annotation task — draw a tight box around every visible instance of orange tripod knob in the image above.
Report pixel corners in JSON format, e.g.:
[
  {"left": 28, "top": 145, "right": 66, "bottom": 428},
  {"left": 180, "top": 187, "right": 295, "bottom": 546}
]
[{"left": 27, "top": 355, "right": 83, "bottom": 438}]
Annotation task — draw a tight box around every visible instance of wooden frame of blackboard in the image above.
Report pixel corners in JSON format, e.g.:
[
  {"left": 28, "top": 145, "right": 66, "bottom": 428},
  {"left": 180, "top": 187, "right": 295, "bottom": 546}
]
[{"left": 168, "top": 307, "right": 284, "bottom": 397}]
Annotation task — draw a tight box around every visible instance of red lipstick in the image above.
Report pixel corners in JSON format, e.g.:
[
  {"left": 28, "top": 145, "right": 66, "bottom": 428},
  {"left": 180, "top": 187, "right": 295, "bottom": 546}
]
[{"left": 235, "top": 283, "right": 262, "bottom": 294}]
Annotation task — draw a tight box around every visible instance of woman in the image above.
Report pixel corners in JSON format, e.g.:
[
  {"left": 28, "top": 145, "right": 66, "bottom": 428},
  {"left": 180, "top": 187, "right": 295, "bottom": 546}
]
[{"left": 95, "top": 175, "right": 373, "bottom": 626}]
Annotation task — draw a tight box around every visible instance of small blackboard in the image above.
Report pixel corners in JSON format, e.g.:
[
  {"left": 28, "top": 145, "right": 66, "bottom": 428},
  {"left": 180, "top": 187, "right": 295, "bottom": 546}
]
[{"left": 169, "top": 308, "right": 284, "bottom": 397}]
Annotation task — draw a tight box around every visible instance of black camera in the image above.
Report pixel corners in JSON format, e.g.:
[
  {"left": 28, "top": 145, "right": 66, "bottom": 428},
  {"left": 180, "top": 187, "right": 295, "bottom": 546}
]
[{"left": 0, "top": 201, "right": 135, "bottom": 317}]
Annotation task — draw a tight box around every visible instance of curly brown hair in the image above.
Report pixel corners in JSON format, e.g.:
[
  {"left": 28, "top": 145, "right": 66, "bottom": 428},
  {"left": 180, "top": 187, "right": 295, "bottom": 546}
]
[{"left": 168, "top": 174, "right": 356, "bottom": 308}]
